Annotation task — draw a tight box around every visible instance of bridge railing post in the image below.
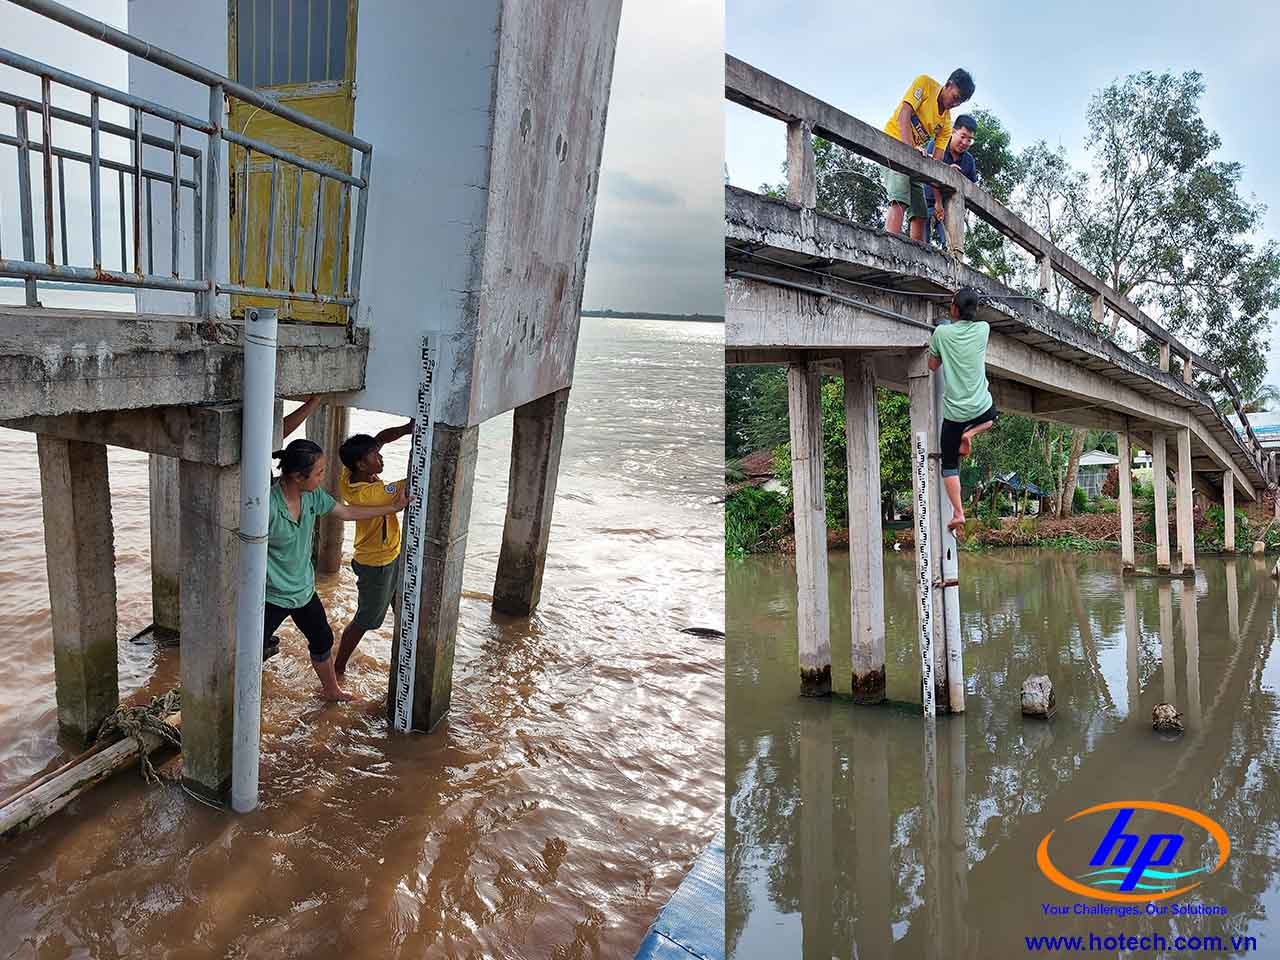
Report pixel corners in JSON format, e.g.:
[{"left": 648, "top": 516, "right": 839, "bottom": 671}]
[
  {"left": 786, "top": 119, "right": 816, "bottom": 209},
  {"left": 943, "top": 188, "right": 965, "bottom": 257}
]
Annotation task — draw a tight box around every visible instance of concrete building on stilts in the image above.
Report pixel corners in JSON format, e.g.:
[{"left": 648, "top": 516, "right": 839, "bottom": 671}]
[
  {"left": 724, "top": 55, "right": 1279, "bottom": 716},
  {"left": 0, "top": 0, "right": 622, "bottom": 803}
]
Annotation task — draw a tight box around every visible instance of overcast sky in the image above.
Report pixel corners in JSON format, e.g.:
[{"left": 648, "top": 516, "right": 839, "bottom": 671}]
[
  {"left": 0, "top": 0, "right": 724, "bottom": 315},
  {"left": 727, "top": 0, "right": 1280, "bottom": 393}
]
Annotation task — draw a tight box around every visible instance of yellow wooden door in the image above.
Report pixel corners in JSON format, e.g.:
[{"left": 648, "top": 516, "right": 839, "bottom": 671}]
[{"left": 228, "top": 0, "right": 357, "bottom": 324}]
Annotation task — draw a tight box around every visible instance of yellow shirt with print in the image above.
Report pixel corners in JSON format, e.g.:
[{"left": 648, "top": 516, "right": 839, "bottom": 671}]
[
  {"left": 339, "top": 466, "right": 403, "bottom": 567},
  {"left": 882, "top": 74, "right": 953, "bottom": 152}
]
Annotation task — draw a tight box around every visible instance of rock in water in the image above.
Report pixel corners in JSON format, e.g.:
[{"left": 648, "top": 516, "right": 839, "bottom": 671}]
[
  {"left": 1152, "top": 703, "right": 1184, "bottom": 733},
  {"left": 1021, "top": 675, "right": 1055, "bottom": 719}
]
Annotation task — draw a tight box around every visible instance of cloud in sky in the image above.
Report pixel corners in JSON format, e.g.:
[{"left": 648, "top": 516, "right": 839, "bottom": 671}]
[
  {"left": 584, "top": 0, "right": 724, "bottom": 315},
  {"left": 726, "top": 0, "right": 1280, "bottom": 390}
]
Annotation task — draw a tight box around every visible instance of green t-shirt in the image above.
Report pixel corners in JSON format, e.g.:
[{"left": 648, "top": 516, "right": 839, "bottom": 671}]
[
  {"left": 929, "top": 320, "right": 993, "bottom": 422},
  {"left": 265, "top": 482, "right": 336, "bottom": 608}
]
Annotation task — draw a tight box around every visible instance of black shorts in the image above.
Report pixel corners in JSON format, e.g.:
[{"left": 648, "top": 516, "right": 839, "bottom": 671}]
[
  {"left": 940, "top": 405, "right": 998, "bottom": 476},
  {"left": 264, "top": 593, "right": 334, "bottom": 662}
]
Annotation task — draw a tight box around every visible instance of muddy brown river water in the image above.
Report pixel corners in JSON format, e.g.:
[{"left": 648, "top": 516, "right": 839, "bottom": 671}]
[
  {"left": 0, "top": 297, "right": 724, "bottom": 959},
  {"left": 728, "top": 547, "right": 1280, "bottom": 958}
]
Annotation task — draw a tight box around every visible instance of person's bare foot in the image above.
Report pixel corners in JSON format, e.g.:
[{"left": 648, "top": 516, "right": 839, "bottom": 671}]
[
  {"left": 320, "top": 685, "right": 354, "bottom": 702},
  {"left": 947, "top": 512, "right": 966, "bottom": 532},
  {"left": 959, "top": 434, "right": 973, "bottom": 457}
]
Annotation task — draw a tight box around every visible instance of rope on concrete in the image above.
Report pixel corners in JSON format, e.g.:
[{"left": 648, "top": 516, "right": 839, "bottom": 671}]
[{"left": 93, "top": 688, "right": 181, "bottom": 785}]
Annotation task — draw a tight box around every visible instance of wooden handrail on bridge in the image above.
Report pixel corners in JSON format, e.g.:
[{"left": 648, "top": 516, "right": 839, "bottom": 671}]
[{"left": 725, "top": 54, "right": 1271, "bottom": 476}]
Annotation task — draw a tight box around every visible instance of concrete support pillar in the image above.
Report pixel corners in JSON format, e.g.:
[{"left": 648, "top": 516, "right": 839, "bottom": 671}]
[
  {"left": 388, "top": 423, "right": 479, "bottom": 732},
  {"left": 787, "top": 362, "right": 831, "bottom": 696},
  {"left": 179, "top": 460, "right": 240, "bottom": 799},
  {"left": 37, "top": 436, "right": 119, "bottom": 743},
  {"left": 1223, "top": 472, "right": 1235, "bottom": 553},
  {"left": 493, "top": 388, "right": 570, "bottom": 616},
  {"left": 148, "top": 453, "right": 181, "bottom": 636},
  {"left": 1176, "top": 428, "right": 1195, "bottom": 574},
  {"left": 1151, "top": 431, "right": 1171, "bottom": 574},
  {"left": 843, "top": 355, "right": 885, "bottom": 703},
  {"left": 306, "top": 402, "right": 348, "bottom": 575},
  {"left": 1117, "top": 429, "right": 1135, "bottom": 573},
  {"left": 272, "top": 398, "right": 284, "bottom": 449},
  {"left": 908, "top": 363, "right": 948, "bottom": 711}
]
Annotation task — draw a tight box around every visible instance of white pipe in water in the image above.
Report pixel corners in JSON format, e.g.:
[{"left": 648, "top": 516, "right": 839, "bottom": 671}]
[{"left": 231, "top": 306, "right": 277, "bottom": 813}]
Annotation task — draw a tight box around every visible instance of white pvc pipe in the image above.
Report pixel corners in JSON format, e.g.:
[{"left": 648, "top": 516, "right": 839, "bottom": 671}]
[{"left": 231, "top": 306, "right": 277, "bottom": 813}]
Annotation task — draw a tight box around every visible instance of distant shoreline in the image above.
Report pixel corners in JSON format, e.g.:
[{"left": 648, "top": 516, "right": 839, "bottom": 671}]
[{"left": 582, "top": 309, "right": 723, "bottom": 323}]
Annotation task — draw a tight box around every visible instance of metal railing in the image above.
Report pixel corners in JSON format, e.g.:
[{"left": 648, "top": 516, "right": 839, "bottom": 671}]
[
  {"left": 725, "top": 54, "right": 1272, "bottom": 480},
  {"left": 0, "top": 0, "right": 372, "bottom": 324}
]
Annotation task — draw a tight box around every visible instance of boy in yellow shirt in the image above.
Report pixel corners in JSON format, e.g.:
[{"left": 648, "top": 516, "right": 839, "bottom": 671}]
[
  {"left": 334, "top": 419, "right": 414, "bottom": 676},
  {"left": 882, "top": 68, "right": 975, "bottom": 241}
]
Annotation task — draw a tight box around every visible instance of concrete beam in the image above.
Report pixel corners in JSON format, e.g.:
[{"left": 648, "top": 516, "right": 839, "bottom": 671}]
[
  {"left": 389, "top": 424, "right": 479, "bottom": 732},
  {"left": 37, "top": 436, "right": 118, "bottom": 743},
  {"left": 0, "top": 308, "right": 368, "bottom": 420},
  {"left": 843, "top": 355, "right": 885, "bottom": 703},
  {"left": 2, "top": 403, "right": 244, "bottom": 465},
  {"left": 179, "top": 460, "right": 240, "bottom": 800},
  {"left": 494, "top": 388, "right": 570, "bottom": 616},
  {"left": 725, "top": 274, "right": 932, "bottom": 352}
]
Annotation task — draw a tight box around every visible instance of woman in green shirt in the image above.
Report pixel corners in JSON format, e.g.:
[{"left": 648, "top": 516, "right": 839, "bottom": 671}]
[{"left": 266, "top": 438, "right": 409, "bottom": 701}]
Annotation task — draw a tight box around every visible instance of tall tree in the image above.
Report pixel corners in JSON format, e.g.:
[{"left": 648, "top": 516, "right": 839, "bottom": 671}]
[{"left": 1076, "top": 71, "right": 1280, "bottom": 398}]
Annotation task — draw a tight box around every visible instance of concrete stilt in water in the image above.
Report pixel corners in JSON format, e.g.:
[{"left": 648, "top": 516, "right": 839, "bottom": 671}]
[
  {"left": 1223, "top": 471, "right": 1235, "bottom": 553},
  {"left": 37, "top": 436, "right": 118, "bottom": 743},
  {"left": 787, "top": 362, "right": 831, "bottom": 696},
  {"left": 1151, "top": 431, "right": 1171, "bottom": 574},
  {"left": 493, "top": 388, "right": 570, "bottom": 616},
  {"left": 1175, "top": 428, "right": 1196, "bottom": 574},
  {"left": 852, "top": 721, "right": 891, "bottom": 958},
  {"left": 908, "top": 363, "right": 947, "bottom": 711},
  {"left": 148, "top": 454, "right": 181, "bottom": 637},
  {"left": 1117, "top": 428, "right": 1136, "bottom": 574},
  {"left": 306, "top": 402, "right": 349, "bottom": 575},
  {"left": 179, "top": 459, "right": 240, "bottom": 799},
  {"left": 799, "top": 705, "right": 832, "bottom": 960},
  {"left": 388, "top": 424, "right": 479, "bottom": 732},
  {"left": 1181, "top": 580, "right": 1201, "bottom": 728},
  {"left": 843, "top": 355, "right": 884, "bottom": 703}
]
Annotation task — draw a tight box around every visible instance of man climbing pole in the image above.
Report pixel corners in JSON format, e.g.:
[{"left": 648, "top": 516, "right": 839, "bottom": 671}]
[{"left": 928, "top": 287, "right": 996, "bottom": 531}]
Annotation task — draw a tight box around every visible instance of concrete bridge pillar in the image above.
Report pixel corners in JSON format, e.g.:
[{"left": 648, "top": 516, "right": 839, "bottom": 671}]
[
  {"left": 388, "top": 423, "right": 479, "bottom": 731},
  {"left": 179, "top": 459, "right": 240, "bottom": 800},
  {"left": 37, "top": 436, "right": 119, "bottom": 744},
  {"left": 1176, "top": 428, "right": 1196, "bottom": 574},
  {"left": 1117, "top": 428, "right": 1136, "bottom": 574},
  {"left": 1223, "top": 472, "right": 1235, "bottom": 553},
  {"left": 787, "top": 361, "right": 831, "bottom": 696},
  {"left": 148, "top": 454, "right": 181, "bottom": 637},
  {"left": 306, "top": 402, "right": 349, "bottom": 575},
  {"left": 493, "top": 388, "right": 570, "bottom": 616},
  {"left": 908, "top": 361, "right": 949, "bottom": 711},
  {"left": 1151, "top": 431, "right": 1171, "bottom": 574},
  {"left": 843, "top": 355, "right": 885, "bottom": 703}
]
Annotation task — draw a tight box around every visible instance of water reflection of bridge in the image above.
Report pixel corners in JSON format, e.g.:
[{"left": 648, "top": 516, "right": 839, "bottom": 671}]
[
  {"left": 726, "top": 555, "right": 1280, "bottom": 957},
  {"left": 723, "top": 55, "right": 1280, "bottom": 713}
]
